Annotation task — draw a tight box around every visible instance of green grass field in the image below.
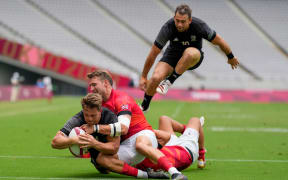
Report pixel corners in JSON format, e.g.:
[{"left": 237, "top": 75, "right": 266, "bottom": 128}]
[{"left": 0, "top": 97, "right": 287, "bottom": 180}]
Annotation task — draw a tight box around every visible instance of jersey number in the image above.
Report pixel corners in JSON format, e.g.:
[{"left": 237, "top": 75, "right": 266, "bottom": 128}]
[{"left": 182, "top": 41, "right": 190, "bottom": 46}]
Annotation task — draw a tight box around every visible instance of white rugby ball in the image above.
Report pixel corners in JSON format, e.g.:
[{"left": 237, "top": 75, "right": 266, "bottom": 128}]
[{"left": 68, "top": 127, "right": 89, "bottom": 158}]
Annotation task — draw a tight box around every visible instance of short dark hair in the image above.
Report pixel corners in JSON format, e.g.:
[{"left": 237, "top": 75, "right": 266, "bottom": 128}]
[
  {"left": 81, "top": 93, "right": 102, "bottom": 111},
  {"left": 87, "top": 70, "right": 113, "bottom": 86},
  {"left": 175, "top": 4, "right": 192, "bottom": 18}
]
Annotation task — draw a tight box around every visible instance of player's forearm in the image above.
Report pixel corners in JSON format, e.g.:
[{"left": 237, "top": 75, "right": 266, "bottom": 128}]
[
  {"left": 142, "top": 56, "right": 156, "bottom": 78},
  {"left": 51, "top": 136, "right": 75, "bottom": 149},
  {"left": 141, "top": 45, "right": 160, "bottom": 78},
  {"left": 92, "top": 140, "right": 119, "bottom": 154},
  {"left": 218, "top": 40, "right": 232, "bottom": 55},
  {"left": 212, "top": 34, "right": 232, "bottom": 55},
  {"left": 98, "top": 123, "right": 128, "bottom": 136}
]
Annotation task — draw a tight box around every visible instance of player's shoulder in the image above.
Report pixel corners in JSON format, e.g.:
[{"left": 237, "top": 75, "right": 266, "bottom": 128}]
[
  {"left": 73, "top": 110, "right": 85, "bottom": 121},
  {"left": 100, "top": 107, "right": 118, "bottom": 124},
  {"left": 113, "top": 89, "right": 132, "bottom": 102},
  {"left": 162, "top": 18, "right": 176, "bottom": 30},
  {"left": 191, "top": 16, "right": 209, "bottom": 27},
  {"left": 191, "top": 16, "right": 206, "bottom": 23}
]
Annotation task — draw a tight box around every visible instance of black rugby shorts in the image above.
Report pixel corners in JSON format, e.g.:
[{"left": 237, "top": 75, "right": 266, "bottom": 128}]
[{"left": 160, "top": 49, "right": 204, "bottom": 70}]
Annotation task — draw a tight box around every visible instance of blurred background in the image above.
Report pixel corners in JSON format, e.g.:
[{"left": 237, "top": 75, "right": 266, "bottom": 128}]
[
  {"left": 0, "top": 0, "right": 287, "bottom": 101},
  {"left": 0, "top": 1, "right": 287, "bottom": 179}
]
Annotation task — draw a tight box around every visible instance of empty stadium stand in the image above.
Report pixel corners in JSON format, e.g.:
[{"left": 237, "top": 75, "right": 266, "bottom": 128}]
[{"left": 0, "top": 0, "right": 287, "bottom": 90}]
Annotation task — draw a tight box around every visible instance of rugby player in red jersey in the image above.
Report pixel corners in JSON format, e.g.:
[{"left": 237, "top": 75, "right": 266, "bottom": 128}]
[
  {"left": 81, "top": 70, "right": 187, "bottom": 180},
  {"left": 136, "top": 115, "right": 206, "bottom": 171}
]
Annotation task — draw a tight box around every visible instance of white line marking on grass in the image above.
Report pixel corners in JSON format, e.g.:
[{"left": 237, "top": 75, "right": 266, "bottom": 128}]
[
  {"left": 207, "top": 158, "right": 288, "bottom": 163},
  {"left": 0, "top": 177, "right": 113, "bottom": 180},
  {"left": 0, "top": 104, "right": 79, "bottom": 118},
  {"left": 208, "top": 114, "right": 256, "bottom": 119},
  {"left": 1, "top": 155, "right": 287, "bottom": 163},
  {"left": 0, "top": 155, "right": 76, "bottom": 159},
  {"left": 210, "top": 127, "right": 288, "bottom": 133},
  {"left": 171, "top": 103, "right": 185, "bottom": 118}
]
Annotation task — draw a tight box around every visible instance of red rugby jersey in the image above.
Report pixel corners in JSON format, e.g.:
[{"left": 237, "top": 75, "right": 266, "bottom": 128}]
[{"left": 103, "top": 89, "right": 152, "bottom": 141}]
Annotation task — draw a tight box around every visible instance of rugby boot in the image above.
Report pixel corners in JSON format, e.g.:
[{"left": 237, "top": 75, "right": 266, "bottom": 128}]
[{"left": 156, "top": 79, "right": 172, "bottom": 95}]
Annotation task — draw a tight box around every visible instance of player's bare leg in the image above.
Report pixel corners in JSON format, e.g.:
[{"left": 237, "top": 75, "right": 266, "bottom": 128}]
[
  {"left": 135, "top": 135, "right": 187, "bottom": 179},
  {"left": 157, "top": 47, "right": 201, "bottom": 95},
  {"left": 140, "top": 62, "right": 172, "bottom": 111},
  {"left": 185, "top": 117, "right": 206, "bottom": 169},
  {"left": 158, "top": 115, "right": 185, "bottom": 133}
]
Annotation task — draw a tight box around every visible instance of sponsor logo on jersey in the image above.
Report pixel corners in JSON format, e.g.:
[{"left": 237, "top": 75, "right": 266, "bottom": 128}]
[
  {"left": 121, "top": 104, "right": 129, "bottom": 110},
  {"left": 173, "top": 37, "right": 179, "bottom": 41},
  {"left": 190, "top": 35, "right": 196, "bottom": 41}
]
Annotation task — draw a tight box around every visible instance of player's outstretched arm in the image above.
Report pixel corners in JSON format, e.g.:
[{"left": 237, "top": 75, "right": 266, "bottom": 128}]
[
  {"left": 51, "top": 131, "right": 78, "bottom": 149},
  {"left": 140, "top": 45, "right": 161, "bottom": 91},
  {"left": 211, "top": 34, "right": 239, "bottom": 69}
]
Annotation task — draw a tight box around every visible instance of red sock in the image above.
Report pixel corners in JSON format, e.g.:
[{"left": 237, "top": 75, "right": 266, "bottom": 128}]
[
  {"left": 181, "top": 125, "right": 187, "bottom": 134},
  {"left": 121, "top": 163, "right": 138, "bottom": 177},
  {"left": 157, "top": 156, "right": 174, "bottom": 171}
]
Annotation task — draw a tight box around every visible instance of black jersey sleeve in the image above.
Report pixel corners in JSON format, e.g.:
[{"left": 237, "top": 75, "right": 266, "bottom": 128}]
[
  {"left": 195, "top": 18, "right": 216, "bottom": 42},
  {"left": 100, "top": 107, "right": 118, "bottom": 125},
  {"left": 154, "top": 20, "right": 173, "bottom": 49},
  {"left": 60, "top": 111, "right": 85, "bottom": 136}
]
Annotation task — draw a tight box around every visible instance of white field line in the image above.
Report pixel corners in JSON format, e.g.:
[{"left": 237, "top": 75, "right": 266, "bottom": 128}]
[
  {"left": 0, "top": 155, "right": 75, "bottom": 159},
  {"left": 0, "top": 177, "right": 113, "bottom": 180},
  {"left": 207, "top": 114, "right": 256, "bottom": 119},
  {"left": 171, "top": 103, "right": 185, "bottom": 118},
  {"left": 0, "top": 104, "right": 79, "bottom": 118},
  {"left": 0, "top": 155, "right": 287, "bottom": 163},
  {"left": 210, "top": 127, "right": 288, "bottom": 133},
  {"left": 207, "top": 158, "right": 288, "bottom": 163}
]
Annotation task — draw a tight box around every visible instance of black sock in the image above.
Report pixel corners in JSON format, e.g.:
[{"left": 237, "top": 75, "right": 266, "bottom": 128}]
[
  {"left": 141, "top": 93, "right": 153, "bottom": 110},
  {"left": 167, "top": 70, "right": 181, "bottom": 84}
]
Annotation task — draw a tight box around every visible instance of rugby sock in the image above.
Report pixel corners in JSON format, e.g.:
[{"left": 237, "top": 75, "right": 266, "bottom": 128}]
[
  {"left": 141, "top": 93, "right": 153, "bottom": 110},
  {"left": 167, "top": 70, "right": 181, "bottom": 84},
  {"left": 157, "top": 156, "right": 180, "bottom": 175},
  {"left": 121, "top": 163, "right": 139, "bottom": 177},
  {"left": 137, "top": 170, "right": 149, "bottom": 178}
]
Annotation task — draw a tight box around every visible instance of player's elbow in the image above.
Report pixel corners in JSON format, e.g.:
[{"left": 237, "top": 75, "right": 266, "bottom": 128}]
[
  {"left": 51, "top": 137, "right": 62, "bottom": 149},
  {"left": 51, "top": 138, "right": 58, "bottom": 149}
]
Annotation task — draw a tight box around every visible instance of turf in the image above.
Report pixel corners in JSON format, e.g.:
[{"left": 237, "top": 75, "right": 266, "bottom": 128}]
[{"left": 0, "top": 97, "right": 287, "bottom": 180}]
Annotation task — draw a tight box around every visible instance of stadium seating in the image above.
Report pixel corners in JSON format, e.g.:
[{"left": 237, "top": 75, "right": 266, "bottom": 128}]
[
  {"left": 0, "top": 0, "right": 132, "bottom": 76},
  {"left": 0, "top": 0, "right": 287, "bottom": 89},
  {"left": 234, "top": 0, "right": 288, "bottom": 51}
]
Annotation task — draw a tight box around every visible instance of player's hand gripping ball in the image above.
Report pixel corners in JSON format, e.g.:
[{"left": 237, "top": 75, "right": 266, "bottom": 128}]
[{"left": 68, "top": 127, "right": 90, "bottom": 158}]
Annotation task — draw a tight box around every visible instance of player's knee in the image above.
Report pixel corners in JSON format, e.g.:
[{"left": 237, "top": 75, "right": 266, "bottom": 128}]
[
  {"left": 135, "top": 137, "right": 151, "bottom": 153},
  {"left": 135, "top": 141, "right": 146, "bottom": 153},
  {"left": 184, "top": 48, "right": 200, "bottom": 61},
  {"left": 188, "top": 117, "right": 200, "bottom": 126},
  {"left": 159, "top": 115, "right": 169, "bottom": 123},
  {"left": 150, "top": 75, "right": 163, "bottom": 84}
]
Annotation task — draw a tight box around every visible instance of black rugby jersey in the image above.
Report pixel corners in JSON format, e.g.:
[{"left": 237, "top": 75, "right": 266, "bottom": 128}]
[
  {"left": 154, "top": 17, "right": 216, "bottom": 52},
  {"left": 60, "top": 107, "right": 118, "bottom": 159}
]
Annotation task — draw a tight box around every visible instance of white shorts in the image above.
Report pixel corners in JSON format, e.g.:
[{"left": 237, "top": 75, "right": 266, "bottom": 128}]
[
  {"left": 165, "top": 128, "right": 199, "bottom": 162},
  {"left": 117, "top": 129, "right": 158, "bottom": 166}
]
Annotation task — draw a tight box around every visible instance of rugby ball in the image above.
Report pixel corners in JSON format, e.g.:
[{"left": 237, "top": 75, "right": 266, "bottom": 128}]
[{"left": 68, "top": 127, "right": 90, "bottom": 158}]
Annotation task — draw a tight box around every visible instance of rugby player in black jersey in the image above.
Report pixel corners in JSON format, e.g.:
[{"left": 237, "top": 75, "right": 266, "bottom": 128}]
[
  {"left": 51, "top": 93, "right": 169, "bottom": 179},
  {"left": 140, "top": 4, "right": 239, "bottom": 112}
]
